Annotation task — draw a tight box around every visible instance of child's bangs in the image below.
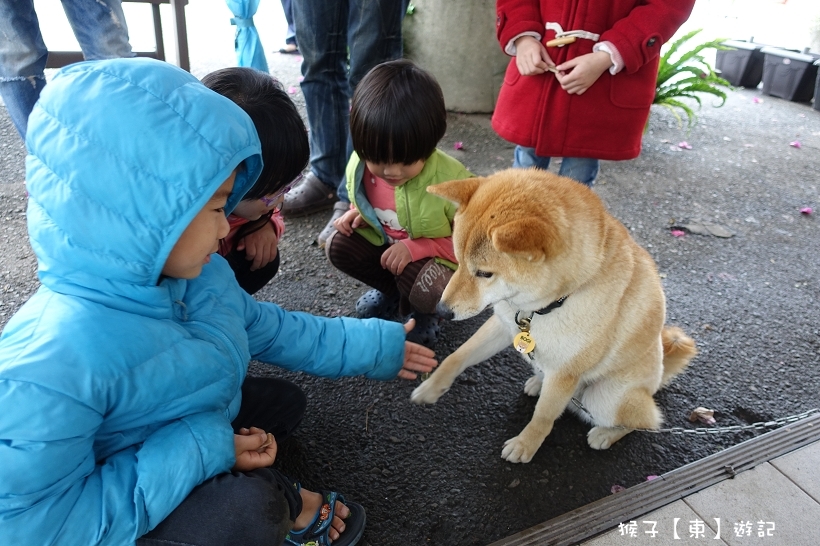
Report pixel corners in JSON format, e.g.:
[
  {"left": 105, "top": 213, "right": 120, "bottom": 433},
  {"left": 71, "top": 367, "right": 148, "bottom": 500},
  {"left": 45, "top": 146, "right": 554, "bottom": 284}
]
[{"left": 355, "top": 108, "right": 436, "bottom": 165}]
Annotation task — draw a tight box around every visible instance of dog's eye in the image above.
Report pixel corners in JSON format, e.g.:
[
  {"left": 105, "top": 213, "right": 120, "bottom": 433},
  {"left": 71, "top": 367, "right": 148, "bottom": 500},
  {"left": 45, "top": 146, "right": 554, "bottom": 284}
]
[{"left": 476, "top": 270, "right": 493, "bottom": 278}]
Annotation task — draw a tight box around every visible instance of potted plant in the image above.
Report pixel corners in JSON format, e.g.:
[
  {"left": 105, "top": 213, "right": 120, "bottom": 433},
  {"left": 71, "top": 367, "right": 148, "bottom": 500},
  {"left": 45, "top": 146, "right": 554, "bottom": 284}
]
[{"left": 653, "top": 29, "right": 733, "bottom": 128}]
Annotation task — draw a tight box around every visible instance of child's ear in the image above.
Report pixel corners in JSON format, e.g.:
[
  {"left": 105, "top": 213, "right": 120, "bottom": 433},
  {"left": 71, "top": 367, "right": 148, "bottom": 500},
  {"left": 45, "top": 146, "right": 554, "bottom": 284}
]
[{"left": 427, "top": 177, "right": 482, "bottom": 207}]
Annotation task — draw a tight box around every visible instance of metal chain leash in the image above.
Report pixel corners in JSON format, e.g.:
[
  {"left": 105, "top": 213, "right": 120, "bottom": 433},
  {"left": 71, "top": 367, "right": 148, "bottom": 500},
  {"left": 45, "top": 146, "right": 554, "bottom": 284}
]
[{"left": 569, "top": 398, "right": 820, "bottom": 436}]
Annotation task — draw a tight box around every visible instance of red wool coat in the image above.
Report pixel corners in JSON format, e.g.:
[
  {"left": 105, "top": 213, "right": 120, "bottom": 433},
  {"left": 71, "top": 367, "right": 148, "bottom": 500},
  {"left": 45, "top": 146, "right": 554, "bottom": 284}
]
[{"left": 492, "top": 0, "right": 696, "bottom": 161}]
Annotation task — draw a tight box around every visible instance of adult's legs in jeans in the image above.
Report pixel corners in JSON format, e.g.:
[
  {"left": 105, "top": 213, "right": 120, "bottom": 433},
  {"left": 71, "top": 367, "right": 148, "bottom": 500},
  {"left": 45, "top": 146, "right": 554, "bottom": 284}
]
[
  {"left": 280, "top": 0, "right": 297, "bottom": 47},
  {"left": 62, "top": 0, "right": 133, "bottom": 60},
  {"left": 292, "top": 0, "right": 404, "bottom": 202},
  {"left": 512, "top": 146, "right": 598, "bottom": 187},
  {"left": 346, "top": 0, "right": 404, "bottom": 94},
  {"left": 0, "top": 0, "right": 132, "bottom": 140},
  {"left": 291, "top": 0, "right": 349, "bottom": 196},
  {"left": 0, "top": 0, "right": 48, "bottom": 140},
  {"left": 341, "top": 0, "right": 404, "bottom": 202}
]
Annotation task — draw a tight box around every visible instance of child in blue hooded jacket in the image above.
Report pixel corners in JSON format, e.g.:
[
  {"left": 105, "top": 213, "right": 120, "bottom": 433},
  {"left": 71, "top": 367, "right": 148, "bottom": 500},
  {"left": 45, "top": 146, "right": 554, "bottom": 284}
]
[{"left": 0, "top": 58, "right": 437, "bottom": 546}]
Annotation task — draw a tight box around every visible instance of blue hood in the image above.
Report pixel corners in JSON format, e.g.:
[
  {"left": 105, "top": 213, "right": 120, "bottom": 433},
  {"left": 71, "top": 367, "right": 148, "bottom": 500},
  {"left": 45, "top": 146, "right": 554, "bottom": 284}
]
[{"left": 24, "top": 58, "right": 262, "bottom": 313}]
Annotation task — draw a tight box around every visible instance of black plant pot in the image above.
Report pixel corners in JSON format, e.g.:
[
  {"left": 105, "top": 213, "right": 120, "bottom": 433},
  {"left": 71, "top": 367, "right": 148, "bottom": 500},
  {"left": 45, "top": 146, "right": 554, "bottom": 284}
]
[
  {"left": 760, "top": 47, "right": 820, "bottom": 102},
  {"left": 716, "top": 40, "right": 767, "bottom": 88}
]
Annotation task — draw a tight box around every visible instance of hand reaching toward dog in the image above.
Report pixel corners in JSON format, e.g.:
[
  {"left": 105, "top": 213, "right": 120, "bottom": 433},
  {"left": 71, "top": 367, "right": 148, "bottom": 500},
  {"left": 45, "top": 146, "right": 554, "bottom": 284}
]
[
  {"left": 399, "top": 318, "right": 438, "bottom": 380},
  {"left": 233, "top": 426, "right": 277, "bottom": 471}
]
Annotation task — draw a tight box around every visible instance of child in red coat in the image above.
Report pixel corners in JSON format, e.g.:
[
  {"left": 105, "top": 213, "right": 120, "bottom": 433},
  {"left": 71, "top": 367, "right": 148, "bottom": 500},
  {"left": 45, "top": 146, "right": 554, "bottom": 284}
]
[{"left": 492, "top": 0, "right": 696, "bottom": 186}]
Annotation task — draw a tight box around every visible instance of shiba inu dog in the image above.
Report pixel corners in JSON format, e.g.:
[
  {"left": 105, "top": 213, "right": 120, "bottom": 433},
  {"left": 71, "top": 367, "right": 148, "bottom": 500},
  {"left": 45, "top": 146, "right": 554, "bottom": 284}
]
[{"left": 410, "top": 169, "right": 697, "bottom": 463}]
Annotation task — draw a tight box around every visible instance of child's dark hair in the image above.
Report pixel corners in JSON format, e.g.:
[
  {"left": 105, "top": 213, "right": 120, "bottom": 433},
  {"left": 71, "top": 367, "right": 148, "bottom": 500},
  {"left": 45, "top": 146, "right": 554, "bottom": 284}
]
[
  {"left": 201, "top": 67, "right": 309, "bottom": 201},
  {"left": 350, "top": 59, "right": 446, "bottom": 166}
]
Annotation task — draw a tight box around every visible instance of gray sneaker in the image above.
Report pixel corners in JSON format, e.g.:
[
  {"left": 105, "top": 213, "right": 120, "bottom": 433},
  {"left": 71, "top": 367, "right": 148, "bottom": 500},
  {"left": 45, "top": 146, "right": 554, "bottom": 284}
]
[
  {"left": 280, "top": 172, "right": 337, "bottom": 218},
  {"left": 316, "top": 201, "right": 349, "bottom": 248}
]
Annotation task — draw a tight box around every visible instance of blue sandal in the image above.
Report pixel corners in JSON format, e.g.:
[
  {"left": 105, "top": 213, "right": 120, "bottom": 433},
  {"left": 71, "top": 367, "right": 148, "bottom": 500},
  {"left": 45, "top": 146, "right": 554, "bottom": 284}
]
[{"left": 285, "top": 489, "right": 366, "bottom": 546}]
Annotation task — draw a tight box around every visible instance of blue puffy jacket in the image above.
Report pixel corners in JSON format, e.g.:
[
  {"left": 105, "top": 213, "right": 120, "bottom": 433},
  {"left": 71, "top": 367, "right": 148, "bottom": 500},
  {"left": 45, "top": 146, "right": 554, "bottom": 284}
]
[{"left": 0, "top": 59, "right": 406, "bottom": 545}]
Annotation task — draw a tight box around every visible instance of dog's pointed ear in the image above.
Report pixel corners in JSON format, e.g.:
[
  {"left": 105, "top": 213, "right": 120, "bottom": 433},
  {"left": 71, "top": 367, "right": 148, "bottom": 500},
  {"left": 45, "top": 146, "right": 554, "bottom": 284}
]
[
  {"left": 491, "top": 218, "right": 562, "bottom": 262},
  {"left": 427, "top": 177, "right": 482, "bottom": 207}
]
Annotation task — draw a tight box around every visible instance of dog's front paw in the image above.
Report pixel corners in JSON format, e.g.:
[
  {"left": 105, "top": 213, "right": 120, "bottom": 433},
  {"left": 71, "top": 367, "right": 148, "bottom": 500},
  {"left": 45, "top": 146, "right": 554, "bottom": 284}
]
[
  {"left": 523, "top": 375, "right": 542, "bottom": 397},
  {"left": 410, "top": 378, "right": 450, "bottom": 405},
  {"left": 501, "top": 435, "right": 539, "bottom": 463},
  {"left": 587, "top": 426, "right": 630, "bottom": 450}
]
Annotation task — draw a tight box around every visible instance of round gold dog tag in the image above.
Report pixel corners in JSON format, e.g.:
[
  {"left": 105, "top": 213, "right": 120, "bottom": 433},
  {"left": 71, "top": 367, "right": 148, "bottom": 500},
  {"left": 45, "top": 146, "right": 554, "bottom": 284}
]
[{"left": 513, "top": 332, "right": 536, "bottom": 354}]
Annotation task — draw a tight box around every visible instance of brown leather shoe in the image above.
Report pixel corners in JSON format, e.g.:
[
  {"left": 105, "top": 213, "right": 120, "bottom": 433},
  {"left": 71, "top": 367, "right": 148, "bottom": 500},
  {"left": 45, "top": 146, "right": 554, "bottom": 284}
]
[{"left": 280, "top": 172, "right": 337, "bottom": 218}]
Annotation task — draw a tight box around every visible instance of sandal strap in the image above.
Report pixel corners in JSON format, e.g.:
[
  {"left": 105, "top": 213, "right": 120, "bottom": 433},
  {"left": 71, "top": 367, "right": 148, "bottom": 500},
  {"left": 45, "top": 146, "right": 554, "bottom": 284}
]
[{"left": 285, "top": 490, "right": 344, "bottom": 546}]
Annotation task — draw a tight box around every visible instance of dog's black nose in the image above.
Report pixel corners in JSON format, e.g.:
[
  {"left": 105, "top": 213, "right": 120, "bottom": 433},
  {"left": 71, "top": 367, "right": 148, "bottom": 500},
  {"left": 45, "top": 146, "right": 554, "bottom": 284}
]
[{"left": 436, "top": 301, "right": 454, "bottom": 320}]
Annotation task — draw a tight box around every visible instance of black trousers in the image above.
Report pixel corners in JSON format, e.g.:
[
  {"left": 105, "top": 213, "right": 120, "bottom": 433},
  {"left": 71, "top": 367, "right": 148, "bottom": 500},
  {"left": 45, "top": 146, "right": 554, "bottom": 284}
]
[
  {"left": 326, "top": 230, "right": 431, "bottom": 315},
  {"left": 137, "top": 377, "right": 305, "bottom": 546},
  {"left": 224, "top": 247, "right": 281, "bottom": 295}
]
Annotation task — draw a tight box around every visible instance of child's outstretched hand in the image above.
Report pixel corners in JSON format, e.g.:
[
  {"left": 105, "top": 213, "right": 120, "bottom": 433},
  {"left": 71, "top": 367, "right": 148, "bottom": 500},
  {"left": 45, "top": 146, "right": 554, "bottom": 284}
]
[
  {"left": 233, "top": 426, "right": 278, "bottom": 471},
  {"left": 555, "top": 51, "right": 613, "bottom": 95},
  {"left": 380, "top": 242, "right": 412, "bottom": 276},
  {"left": 398, "top": 318, "right": 438, "bottom": 380},
  {"left": 237, "top": 222, "right": 279, "bottom": 271},
  {"left": 333, "top": 209, "right": 364, "bottom": 236},
  {"left": 514, "top": 36, "right": 555, "bottom": 76}
]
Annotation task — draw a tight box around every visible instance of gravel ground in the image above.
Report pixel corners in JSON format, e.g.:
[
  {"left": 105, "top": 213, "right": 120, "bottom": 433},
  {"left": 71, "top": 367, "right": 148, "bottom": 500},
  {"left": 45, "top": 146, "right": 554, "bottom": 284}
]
[{"left": 1, "top": 53, "right": 818, "bottom": 545}]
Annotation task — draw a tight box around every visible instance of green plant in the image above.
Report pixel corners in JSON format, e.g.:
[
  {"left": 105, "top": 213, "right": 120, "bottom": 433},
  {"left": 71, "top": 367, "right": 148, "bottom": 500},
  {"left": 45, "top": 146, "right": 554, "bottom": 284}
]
[{"left": 654, "top": 29, "right": 733, "bottom": 128}]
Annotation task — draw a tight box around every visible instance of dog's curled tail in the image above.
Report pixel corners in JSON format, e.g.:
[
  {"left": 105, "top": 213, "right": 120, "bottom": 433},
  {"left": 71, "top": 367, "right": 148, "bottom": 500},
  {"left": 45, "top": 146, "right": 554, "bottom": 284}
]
[{"left": 660, "top": 326, "right": 697, "bottom": 387}]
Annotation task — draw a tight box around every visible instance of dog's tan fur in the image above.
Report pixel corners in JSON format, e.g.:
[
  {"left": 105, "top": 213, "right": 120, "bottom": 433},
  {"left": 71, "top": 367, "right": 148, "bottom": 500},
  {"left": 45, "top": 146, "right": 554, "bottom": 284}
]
[{"left": 410, "top": 169, "right": 697, "bottom": 463}]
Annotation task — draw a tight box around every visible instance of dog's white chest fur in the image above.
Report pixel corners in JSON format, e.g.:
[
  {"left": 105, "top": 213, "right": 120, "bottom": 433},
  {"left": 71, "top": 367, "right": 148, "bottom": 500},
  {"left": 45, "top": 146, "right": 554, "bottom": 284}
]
[{"left": 494, "top": 300, "right": 578, "bottom": 371}]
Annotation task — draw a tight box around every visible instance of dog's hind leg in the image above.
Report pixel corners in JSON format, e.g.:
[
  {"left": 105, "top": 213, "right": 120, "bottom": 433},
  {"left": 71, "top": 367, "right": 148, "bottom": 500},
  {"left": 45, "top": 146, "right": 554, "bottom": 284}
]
[
  {"left": 587, "top": 388, "right": 662, "bottom": 450},
  {"left": 411, "top": 314, "right": 509, "bottom": 405}
]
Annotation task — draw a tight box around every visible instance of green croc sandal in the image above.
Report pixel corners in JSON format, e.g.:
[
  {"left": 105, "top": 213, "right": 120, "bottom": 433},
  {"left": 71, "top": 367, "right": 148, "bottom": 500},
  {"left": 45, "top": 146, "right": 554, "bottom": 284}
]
[{"left": 285, "top": 489, "right": 366, "bottom": 546}]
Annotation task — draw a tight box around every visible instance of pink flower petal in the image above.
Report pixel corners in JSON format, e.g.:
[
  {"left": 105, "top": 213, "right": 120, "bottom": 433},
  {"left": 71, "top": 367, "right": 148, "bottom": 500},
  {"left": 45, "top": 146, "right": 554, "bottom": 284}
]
[
  {"left": 800, "top": 207, "right": 813, "bottom": 215},
  {"left": 789, "top": 140, "right": 801, "bottom": 149},
  {"left": 677, "top": 141, "right": 692, "bottom": 150},
  {"left": 752, "top": 97, "right": 762, "bottom": 103},
  {"left": 647, "top": 475, "right": 660, "bottom": 481},
  {"left": 611, "top": 484, "right": 626, "bottom": 494},
  {"left": 287, "top": 86, "right": 298, "bottom": 94},
  {"left": 297, "top": 76, "right": 304, "bottom": 82},
  {"left": 453, "top": 141, "right": 464, "bottom": 150},
  {"left": 671, "top": 229, "right": 686, "bottom": 237}
]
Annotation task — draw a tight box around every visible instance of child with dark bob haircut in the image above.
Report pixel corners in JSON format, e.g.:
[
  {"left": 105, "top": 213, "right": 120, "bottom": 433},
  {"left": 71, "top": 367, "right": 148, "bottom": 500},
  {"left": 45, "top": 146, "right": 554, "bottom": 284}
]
[
  {"left": 202, "top": 67, "right": 309, "bottom": 295},
  {"left": 325, "top": 59, "right": 474, "bottom": 349}
]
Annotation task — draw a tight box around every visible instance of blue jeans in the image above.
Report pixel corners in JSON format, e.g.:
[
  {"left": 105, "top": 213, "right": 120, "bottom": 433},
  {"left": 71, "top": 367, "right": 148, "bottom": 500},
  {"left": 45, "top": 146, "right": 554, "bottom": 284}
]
[
  {"left": 0, "top": 0, "right": 133, "bottom": 140},
  {"left": 280, "top": 0, "right": 296, "bottom": 46},
  {"left": 513, "top": 145, "right": 599, "bottom": 187},
  {"left": 291, "top": 0, "right": 405, "bottom": 202}
]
